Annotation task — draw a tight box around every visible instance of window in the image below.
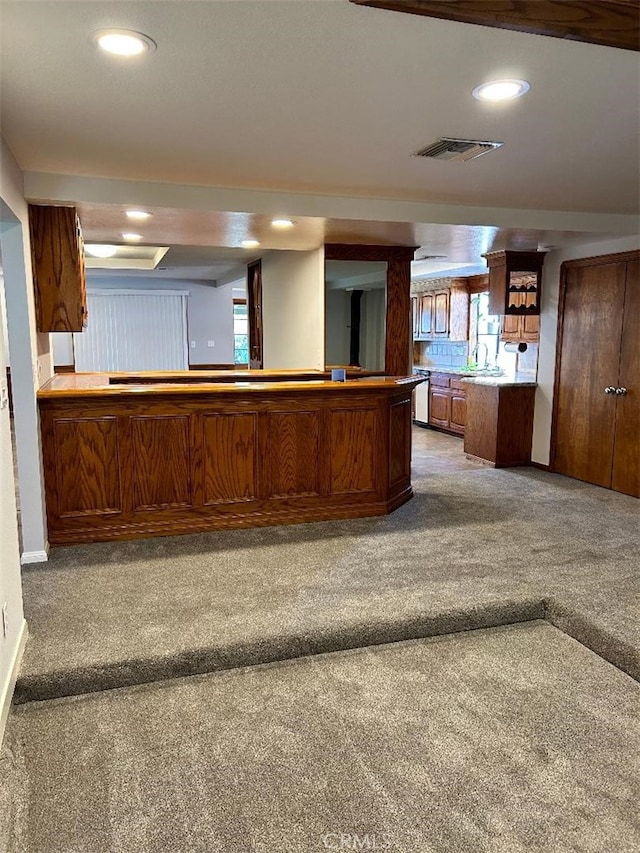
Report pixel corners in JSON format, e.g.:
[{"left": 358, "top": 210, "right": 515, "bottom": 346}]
[{"left": 233, "top": 300, "right": 248, "bottom": 365}]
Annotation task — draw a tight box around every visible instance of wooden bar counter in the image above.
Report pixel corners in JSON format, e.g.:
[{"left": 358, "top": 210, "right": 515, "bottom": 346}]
[{"left": 38, "top": 370, "right": 422, "bottom": 545}]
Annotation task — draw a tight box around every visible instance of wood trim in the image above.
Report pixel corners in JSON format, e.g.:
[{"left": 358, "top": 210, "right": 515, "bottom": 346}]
[
  {"left": 530, "top": 461, "right": 551, "bottom": 472},
  {"left": 549, "top": 259, "right": 571, "bottom": 473},
  {"left": 54, "top": 364, "right": 75, "bottom": 374},
  {"left": 325, "top": 244, "right": 417, "bottom": 375},
  {"left": 557, "top": 249, "right": 640, "bottom": 270},
  {"left": 348, "top": 1, "right": 640, "bottom": 52}
]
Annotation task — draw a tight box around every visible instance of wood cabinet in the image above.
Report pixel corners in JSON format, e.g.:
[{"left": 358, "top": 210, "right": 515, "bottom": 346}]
[
  {"left": 413, "top": 287, "right": 469, "bottom": 342},
  {"left": 500, "top": 312, "right": 539, "bottom": 343},
  {"left": 464, "top": 383, "right": 536, "bottom": 467},
  {"left": 428, "top": 373, "right": 466, "bottom": 435},
  {"left": 552, "top": 251, "right": 638, "bottom": 498},
  {"left": 29, "top": 204, "right": 87, "bottom": 332},
  {"left": 485, "top": 250, "right": 545, "bottom": 317},
  {"left": 38, "top": 375, "right": 421, "bottom": 544}
]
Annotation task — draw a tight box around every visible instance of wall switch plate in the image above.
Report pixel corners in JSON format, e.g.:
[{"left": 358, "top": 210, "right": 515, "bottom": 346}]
[
  {"left": 207, "top": 340, "right": 215, "bottom": 348},
  {"left": 2, "top": 602, "right": 7, "bottom": 638},
  {"left": 190, "top": 341, "right": 196, "bottom": 348},
  {"left": 0, "top": 379, "right": 8, "bottom": 411}
]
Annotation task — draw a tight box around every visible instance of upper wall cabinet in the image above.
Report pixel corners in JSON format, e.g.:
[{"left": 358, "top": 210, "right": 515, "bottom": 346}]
[
  {"left": 412, "top": 285, "right": 469, "bottom": 342},
  {"left": 485, "top": 250, "right": 546, "bottom": 317},
  {"left": 29, "top": 204, "right": 87, "bottom": 332}
]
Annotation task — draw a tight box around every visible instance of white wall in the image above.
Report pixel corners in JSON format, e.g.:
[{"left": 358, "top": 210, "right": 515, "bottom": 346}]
[
  {"left": 0, "top": 137, "right": 49, "bottom": 565},
  {"left": 262, "top": 248, "right": 324, "bottom": 370},
  {"left": 0, "top": 267, "right": 26, "bottom": 745},
  {"left": 532, "top": 234, "right": 640, "bottom": 465}
]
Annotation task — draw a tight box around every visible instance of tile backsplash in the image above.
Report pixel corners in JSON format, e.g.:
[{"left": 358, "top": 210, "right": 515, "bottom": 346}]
[{"left": 414, "top": 340, "right": 468, "bottom": 369}]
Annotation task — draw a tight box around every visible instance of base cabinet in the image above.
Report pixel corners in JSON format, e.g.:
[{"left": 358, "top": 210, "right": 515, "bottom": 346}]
[
  {"left": 464, "top": 383, "right": 535, "bottom": 467},
  {"left": 428, "top": 373, "right": 466, "bottom": 435}
]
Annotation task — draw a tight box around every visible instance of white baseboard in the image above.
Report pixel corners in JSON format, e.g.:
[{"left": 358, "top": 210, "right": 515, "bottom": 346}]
[
  {"left": 20, "top": 543, "right": 49, "bottom": 565},
  {"left": 0, "top": 618, "right": 28, "bottom": 748}
]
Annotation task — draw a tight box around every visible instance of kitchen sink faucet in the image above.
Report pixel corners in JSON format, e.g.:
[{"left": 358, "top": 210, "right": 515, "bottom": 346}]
[{"left": 472, "top": 342, "right": 490, "bottom": 369}]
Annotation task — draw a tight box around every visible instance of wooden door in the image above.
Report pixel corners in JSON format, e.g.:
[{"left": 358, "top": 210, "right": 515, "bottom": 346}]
[
  {"left": 554, "top": 260, "right": 627, "bottom": 488},
  {"left": 419, "top": 294, "right": 433, "bottom": 337},
  {"left": 434, "top": 291, "right": 449, "bottom": 335},
  {"left": 612, "top": 257, "right": 639, "bottom": 497},
  {"left": 247, "top": 259, "right": 263, "bottom": 369}
]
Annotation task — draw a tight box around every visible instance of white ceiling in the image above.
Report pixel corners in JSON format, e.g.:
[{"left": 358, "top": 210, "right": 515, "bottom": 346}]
[{"left": 1, "top": 0, "right": 638, "bottom": 280}]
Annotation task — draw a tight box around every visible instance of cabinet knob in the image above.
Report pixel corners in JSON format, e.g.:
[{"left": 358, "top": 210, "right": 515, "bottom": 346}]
[
  {"left": 604, "top": 386, "right": 616, "bottom": 394},
  {"left": 615, "top": 387, "right": 628, "bottom": 396}
]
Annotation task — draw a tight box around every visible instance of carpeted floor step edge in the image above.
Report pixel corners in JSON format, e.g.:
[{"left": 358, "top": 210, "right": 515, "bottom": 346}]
[
  {"left": 13, "top": 598, "right": 544, "bottom": 704},
  {"left": 544, "top": 598, "right": 640, "bottom": 683}
]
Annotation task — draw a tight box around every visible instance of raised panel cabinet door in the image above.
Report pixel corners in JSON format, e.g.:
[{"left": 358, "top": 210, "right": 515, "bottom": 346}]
[
  {"left": 449, "top": 392, "right": 467, "bottom": 434},
  {"left": 449, "top": 287, "right": 470, "bottom": 342},
  {"left": 131, "top": 415, "right": 192, "bottom": 510},
  {"left": 330, "top": 408, "right": 377, "bottom": 494},
  {"left": 429, "top": 388, "right": 451, "bottom": 428},
  {"left": 554, "top": 261, "right": 626, "bottom": 488},
  {"left": 411, "top": 295, "right": 420, "bottom": 339},
  {"left": 268, "top": 410, "right": 320, "bottom": 497},
  {"left": 29, "top": 205, "right": 86, "bottom": 332},
  {"left": 522, "top": 313, "right": 539, "bottom": 340},
  {"left": 202, "top": 412, "right": 258, "bottom": 504},
  {"left": 52, "top": 416, "right": 121, "bottom": 517},
  {"left": 500, "top": 313, "right": 521, "bottom": 341},
  {"left": 612, "top": 257, "right": 639, "bottom": 498},
  {"left": 434, "top": 291, "right": 449, "bottom": 335},
  {"left": 419, "top": 293, "right": 433, "bottom": 337}
]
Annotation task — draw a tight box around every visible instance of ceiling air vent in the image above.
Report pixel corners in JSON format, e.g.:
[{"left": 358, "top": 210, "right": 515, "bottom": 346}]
[{"left": 413, "top": 137, "right": 503, "bottom": 162}]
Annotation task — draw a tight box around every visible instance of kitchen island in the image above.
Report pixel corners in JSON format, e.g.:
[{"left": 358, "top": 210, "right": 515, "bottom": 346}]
[
  {"left": 462, "top": 375, "right": 537, "bottom": 467},
  {"left": 38, "top": 370, "right": 422, "bottom": 545}
]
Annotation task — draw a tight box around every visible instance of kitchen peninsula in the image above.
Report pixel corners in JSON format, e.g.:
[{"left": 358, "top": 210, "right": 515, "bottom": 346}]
[{"left": 38, "top": 370, "right": 422, "bottom": 545}]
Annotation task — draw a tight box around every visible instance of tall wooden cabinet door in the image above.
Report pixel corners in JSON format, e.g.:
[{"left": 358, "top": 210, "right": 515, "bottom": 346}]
[
  {"left": 247, "top": 259, "right": 263, "bottom": 369},
  {"left": 434, "top": 291, "right": 449, "bottom": 335},
  {"left": 411, "top": 296, "right": 420, "bottom": 339},
  {"left": 419, "top": 294, "right": 433, "bottom": 337},
  {"left": 612, "top": 258, "right": 639, "bottom": 497},
  {"left": 554, "top": 262, "right": 627, "bottom": 488}
]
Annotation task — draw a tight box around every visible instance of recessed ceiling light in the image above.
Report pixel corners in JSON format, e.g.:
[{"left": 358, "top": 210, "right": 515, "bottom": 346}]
[
  {"left": 85, "top": 244, "right": 118, "bottom": 258},
  {"left": 472, "top": 79, "right": 530, "bottom": 102},
  {"left": 242, "top": 239, "right": 260, "bottom": 249},
  {"left": 122, "top": 232, "right": 143, "bottom": 241},
  {"left": 125, "top": 209, "right": 152, "bottom": 220},
  {"left": 93, "top": 29, "right": 156, "bottom": 57},
  {"left": 271, "top": 219, "right": 294, "bottom": 229}
]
